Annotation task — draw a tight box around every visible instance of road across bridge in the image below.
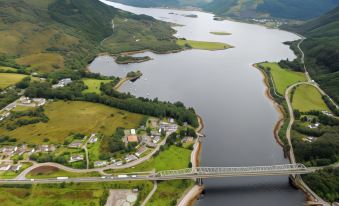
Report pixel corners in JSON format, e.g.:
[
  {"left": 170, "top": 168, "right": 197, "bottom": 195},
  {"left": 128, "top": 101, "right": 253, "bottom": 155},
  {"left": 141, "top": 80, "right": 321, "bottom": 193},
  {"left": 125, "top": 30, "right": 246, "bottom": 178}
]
[{"left": 0, "top": 164, "right": 316, "bottom": 185}]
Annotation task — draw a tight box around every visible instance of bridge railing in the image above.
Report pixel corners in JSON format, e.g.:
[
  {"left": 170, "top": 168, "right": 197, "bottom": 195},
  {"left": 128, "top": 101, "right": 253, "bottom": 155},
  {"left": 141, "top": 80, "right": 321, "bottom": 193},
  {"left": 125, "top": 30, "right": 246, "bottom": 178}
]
[{"left": 156, "top": 164, "right": 308, "bottom": 177}]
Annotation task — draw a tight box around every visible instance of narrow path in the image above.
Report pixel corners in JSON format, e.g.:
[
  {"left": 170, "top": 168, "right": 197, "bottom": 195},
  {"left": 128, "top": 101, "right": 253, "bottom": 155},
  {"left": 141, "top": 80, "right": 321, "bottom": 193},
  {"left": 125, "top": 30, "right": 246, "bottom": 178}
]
[
  {"left": 141, "top": 181, "right": 157, "bottom": 206},
  {"left": 82, "top": 139, "right": 90, "bottom": 169}
]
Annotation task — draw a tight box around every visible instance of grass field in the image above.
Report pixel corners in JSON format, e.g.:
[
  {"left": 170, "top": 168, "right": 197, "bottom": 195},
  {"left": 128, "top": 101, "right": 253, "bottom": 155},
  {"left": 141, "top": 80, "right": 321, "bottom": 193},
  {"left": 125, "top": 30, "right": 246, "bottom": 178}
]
[
  {"left": 146, "top": 180, "right": 194, "bottom": 206},
  {"left": 26, "top": 166, "right": 100, "bottom": 179},
  {"left": 259, "top": 62, "right": 306, "bottom": 95},
  {"left": 16, "top": 53, "right": 64, "bottom": 72},
  {"left": 0, "top": 66, "right": 16, "bottom": 72},
  {"left": 0, "top": 101, "right": 144, "bottom": 144},
  {"left": 82, "top": 78, "right": 112, "bottom": 94},
  {"left": 176, "top": 39, "right": 232, "bottom": 50},
  {"left": 107, "top": 146, "right": 191, "bottom": 174},
  {"left": 0, "top": 181, "right": 153, "bottom": 206},
  {"left": 0, "top": 73, "right": 27, "bottom": 89},
  {"left": 210, "top": 31, "right": 231, "bottom": 35},
  {"left": 292, "top": 84, "right": 329, "bottom": 112}
]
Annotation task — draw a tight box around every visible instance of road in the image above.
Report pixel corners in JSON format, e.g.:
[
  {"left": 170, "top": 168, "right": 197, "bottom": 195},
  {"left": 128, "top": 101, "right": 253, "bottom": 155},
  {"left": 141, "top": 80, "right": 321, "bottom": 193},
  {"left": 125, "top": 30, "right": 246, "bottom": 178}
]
[
  {"left": 283, "top": 38, "right": 338, "bottom": 206},
  {"left": 16, "top": 133, "right": 170, "bottom": 180}
]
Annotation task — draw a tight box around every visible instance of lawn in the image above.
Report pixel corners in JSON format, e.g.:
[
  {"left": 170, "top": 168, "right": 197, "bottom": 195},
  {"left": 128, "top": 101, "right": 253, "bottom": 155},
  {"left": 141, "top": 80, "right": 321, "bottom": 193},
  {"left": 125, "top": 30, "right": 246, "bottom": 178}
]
[
  {"left": 210, "top": 31, "right": 231, "bottom": 35},
  {"left": 108, "top": 146, "right": 192, "bottom": 174},
  {"left": 0, "top": 101, "right": 144, "bottom": 144},
  {"left": 146, "top": 180, "right": 194, "bottom": 206},
  {"left": 26, "top": 166, "right": 100, "bottom": 179},
  {"left": 259, "top": 62, "right": 306, "bottom": 95},
  {"left": 82, "top": 78, "right": 112, "bottom": 94},
  {"left": 0, "top": 66, "right": 16, "bottom": 72},
  {"left": 0, "top": 181, "right": 153, "bottom": 206},
  {"left": 292, "top": 84, "right": 329, "bottom": 112},
  {"left": 0, "top": 73, "right": 27, "bottom": 89},
  {"left": 176, "top": 39, "right": 232, "bottom": 50}
]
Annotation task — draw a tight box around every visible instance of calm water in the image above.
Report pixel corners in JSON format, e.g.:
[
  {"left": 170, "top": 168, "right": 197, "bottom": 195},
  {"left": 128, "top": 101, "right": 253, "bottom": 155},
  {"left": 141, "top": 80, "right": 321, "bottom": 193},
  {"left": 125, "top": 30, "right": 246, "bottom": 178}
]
[{"left": 92, "top": 1, "right": 305, "bottom": 205}]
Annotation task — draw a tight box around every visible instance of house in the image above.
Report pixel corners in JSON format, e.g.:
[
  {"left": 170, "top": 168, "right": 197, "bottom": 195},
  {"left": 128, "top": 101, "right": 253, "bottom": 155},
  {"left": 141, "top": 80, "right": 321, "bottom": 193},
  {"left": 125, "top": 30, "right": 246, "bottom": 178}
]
[
  {"left": 1, "top": 146, "right": 18, "bottom": 155},
  {"left": 127, "top": 135, "right": 139, "bottom": 143},
  {"left": 88, "top": 133, "right": 98, "bottom": 144},
  {"left": 69, "top": 154, "right": 84, "bottom": 163},
  {"left": 182, "top": 136, "right": 194, "bottom": 143},
  {"left": 0, "top": 112, "right": 10, "bottom": 121},
  {"left": 125, "top": 154, "right": 138, "bottom": 163},
  {"left": 308, "top": 123, "right": 320, "bottom": 129},
  {"left": 16, "top": 145, "right": 27, "bottom": 155},
  {"left": 135, "top": 147, "right": 148, "bottom": 157},
  {"left": 10, "top": 164, "right": 22, "bottom": 171},
  {"left": 159, "top": 122, "right": 178, "bottom": 133},
  {"left": 68, "top": 140, "right": 83, "bottom": 148},
  {"left": 94, "top": 161, "right": 107, "bottom": 167},
  {"left": 131, "top": 129, "right": 136, "bottom": 135},
  {"left": 152, "top": 136, "right": 160, "bottom": 144},
  {"left": 39, "top": 145, "right": 56, "bottom": 152},
  {"left": 52, "top": 78, "right": 72, "bottom": 88},
  {"left": 168, "top": 118, "right": 174, "bottom": 123},
  {"left": 150, "top": 131, "right": 160, "bottom": 136},
  {"left": 4, "top": 103, "right": 16, "bottom": 111},
  {"left": 146, "top": 141, "right": 157, "bottom": 148},
  {"left": 32, "top": 98, "right": 46, "bottom": 107},
  {"left": 0, "top": 164, "right": 11, "bottom": 171},
  {"left": 19, "top": 96, "right": 31, "bottom": 104}
]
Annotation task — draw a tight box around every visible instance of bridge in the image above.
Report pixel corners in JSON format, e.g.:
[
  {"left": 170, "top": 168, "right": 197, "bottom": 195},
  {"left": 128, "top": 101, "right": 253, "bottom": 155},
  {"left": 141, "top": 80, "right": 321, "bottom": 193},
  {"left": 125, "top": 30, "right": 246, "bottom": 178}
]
[
  {"left": 0, "top": 164, "right": 316, "bottom": 185},
  {"left": 154, "top": 164, "right": 314, "bottom": 180}
]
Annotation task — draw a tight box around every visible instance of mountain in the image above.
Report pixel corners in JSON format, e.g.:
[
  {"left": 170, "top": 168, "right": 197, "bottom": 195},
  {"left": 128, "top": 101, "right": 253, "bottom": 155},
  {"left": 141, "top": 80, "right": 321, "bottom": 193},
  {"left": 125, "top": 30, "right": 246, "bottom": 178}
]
[
  {"left": 111, "top": 0, "right": 339, "bottom": 20},
  {"left": 0, "top": 0, "right": 178, "bottom": 72},
  {"left": 285, "top": 6, "right": 339, "bottom": 102}
]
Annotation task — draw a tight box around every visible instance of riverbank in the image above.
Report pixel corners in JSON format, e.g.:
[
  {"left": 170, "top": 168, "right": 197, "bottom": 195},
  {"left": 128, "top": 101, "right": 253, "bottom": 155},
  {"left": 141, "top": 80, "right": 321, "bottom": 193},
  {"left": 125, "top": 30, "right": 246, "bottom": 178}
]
[
  {"left": 253, "top": 63, "right": 285, "bottom": 147},
  {"left": 177, "top": 114, "right": 204, "bottom": 206}
]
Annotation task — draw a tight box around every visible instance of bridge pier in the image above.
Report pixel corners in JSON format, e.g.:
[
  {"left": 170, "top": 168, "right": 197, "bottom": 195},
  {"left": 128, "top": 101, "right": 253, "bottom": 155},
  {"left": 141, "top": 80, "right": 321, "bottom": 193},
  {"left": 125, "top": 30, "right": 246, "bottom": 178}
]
[{"left": 197, "top": 178, "right": 203, "bottom": 186}]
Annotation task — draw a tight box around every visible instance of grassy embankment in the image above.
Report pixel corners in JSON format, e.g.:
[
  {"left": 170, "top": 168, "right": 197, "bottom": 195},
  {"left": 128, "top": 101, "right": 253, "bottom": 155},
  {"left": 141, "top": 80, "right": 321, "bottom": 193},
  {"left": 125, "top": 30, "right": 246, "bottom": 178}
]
[
  {"left": 176, "top": 39, "right": 232, "bottom": 51},
  {"left": 0, "top": 181, "right": 153, "bottom": 206},
  {"left": 210, "top": 31, "right": 231, "bottom": 35},
  {"left": 0, "top": 73, "right": 27, "bottom": 89},
  {"left": 0, "top": 101, "right": 144, "bottom": 144},
  {"left": 292, "top": 84, "right": 329, "bottom": 112},
  {"left": 26, "top": 166, "right": 100, "bottom": 179}
]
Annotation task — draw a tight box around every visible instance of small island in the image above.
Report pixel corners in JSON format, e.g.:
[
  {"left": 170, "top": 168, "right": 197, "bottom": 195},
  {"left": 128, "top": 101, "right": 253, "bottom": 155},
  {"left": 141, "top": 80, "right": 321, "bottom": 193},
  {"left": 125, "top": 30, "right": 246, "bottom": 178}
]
[
  {"left": 127, "top": 70, "right": 143, "bottom": 81},
  {"left": 177, "top": 39, "right": 233, "bottom": 51},
  {"left": 115, "top": 55, "right": 151, "bottom": 64},
  {"left": 210, "top": 31, "right": 231, "bottom": 35}
]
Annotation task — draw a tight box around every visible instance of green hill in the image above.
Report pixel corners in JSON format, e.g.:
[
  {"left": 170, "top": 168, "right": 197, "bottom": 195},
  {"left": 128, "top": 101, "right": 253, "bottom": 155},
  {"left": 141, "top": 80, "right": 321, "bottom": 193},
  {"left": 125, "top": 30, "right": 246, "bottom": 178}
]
[
  {"left": 0, "top": 0, "right": 178, "bottom": 72},
  {"left": 285, "top": 6, "right": 339, "bottom": 103},
  {"left": 111, "top": 0, "right": 339, "bottom": 20}
]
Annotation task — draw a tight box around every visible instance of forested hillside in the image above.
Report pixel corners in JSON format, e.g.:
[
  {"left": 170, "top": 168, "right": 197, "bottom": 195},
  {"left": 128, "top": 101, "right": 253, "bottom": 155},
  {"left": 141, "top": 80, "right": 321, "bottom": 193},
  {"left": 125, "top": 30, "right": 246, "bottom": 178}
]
[
  {"left": 0, "top": 0, "right": 178, "bottom": 72},
  {"left": 285, "top": 6, "right": 339, "bottom": 103},
  {"left": 111, "top": 0, "right": 339, "bottom": 20}
]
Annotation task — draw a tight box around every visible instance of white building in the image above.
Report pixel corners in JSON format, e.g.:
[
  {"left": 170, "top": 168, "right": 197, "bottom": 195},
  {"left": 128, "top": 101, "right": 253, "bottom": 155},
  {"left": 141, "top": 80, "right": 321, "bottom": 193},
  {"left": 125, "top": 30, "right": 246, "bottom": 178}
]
[
  {"left": 131, "top": 129, "right": 136, "bottom": 135},
  {"left": 94, "top": 161, "right": 107, "bottom": 167},
  {"left": 88, "top": 133, "right": 98, "bottom": 144},
  {"left": 125, "top": 155, "right": 138, "bottom": 163},
  {"left": 69, "top": 154, "right": 84, "bottom": 163}
]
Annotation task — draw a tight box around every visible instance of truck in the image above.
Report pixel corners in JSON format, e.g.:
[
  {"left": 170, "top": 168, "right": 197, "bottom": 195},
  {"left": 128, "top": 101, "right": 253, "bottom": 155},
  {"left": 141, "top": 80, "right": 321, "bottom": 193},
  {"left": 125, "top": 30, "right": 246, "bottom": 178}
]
[
  {"left": 117, "top": 175, "right": 128, "bottom": 178},
  {"left": 57, "top": 177, "right": 69, "bottom": 180}
]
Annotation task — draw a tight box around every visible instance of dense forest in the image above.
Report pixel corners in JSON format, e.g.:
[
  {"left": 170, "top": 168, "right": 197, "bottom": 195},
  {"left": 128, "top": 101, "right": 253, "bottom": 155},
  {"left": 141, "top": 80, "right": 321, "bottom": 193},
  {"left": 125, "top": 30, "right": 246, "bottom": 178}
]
[{"left": 284, "top": 6, "right": 339, "bottom": 103}]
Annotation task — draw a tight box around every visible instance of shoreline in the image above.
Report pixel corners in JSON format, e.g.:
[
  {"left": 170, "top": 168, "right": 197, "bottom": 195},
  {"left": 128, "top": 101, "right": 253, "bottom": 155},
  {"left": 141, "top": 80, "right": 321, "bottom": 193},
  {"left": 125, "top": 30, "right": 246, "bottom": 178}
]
[
  {"left": 177, "top": 114, "right": 204, "bottom": 206},
  {"left": 252, "top": 63, "right": 285, "bottom": 147}
]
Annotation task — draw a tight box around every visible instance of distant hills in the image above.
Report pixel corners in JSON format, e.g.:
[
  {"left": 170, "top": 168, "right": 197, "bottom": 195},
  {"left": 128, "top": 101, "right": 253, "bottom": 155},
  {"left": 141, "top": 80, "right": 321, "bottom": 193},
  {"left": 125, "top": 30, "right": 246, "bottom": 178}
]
[
  {"left": 0, "top": 0, "right": 178, "bottom": 72},
  {"left": 285, "top": 6, "right": 339, "bottom": 102},
  {"left": 111, "top": 0, "right": 339, "bottom": 20}
]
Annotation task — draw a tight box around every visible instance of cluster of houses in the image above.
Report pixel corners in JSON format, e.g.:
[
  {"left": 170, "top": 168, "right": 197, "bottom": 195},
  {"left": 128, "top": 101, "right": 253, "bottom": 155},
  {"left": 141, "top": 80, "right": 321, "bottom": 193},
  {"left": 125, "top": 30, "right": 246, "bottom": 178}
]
[
  {"left": 0, "top": 163, "right": 22, "bottom": 172},
  {"left": 52, "top": 78, "right": 72, "bottom": 89},
  {"left": 0, "top": 96, "right": 46, "bottom": 122},
  {"left": 0, "top": 145, "right": 36, "bottom": 173},
  {"left": 18, "top": 96, "right": 46, "bottom": 107}
]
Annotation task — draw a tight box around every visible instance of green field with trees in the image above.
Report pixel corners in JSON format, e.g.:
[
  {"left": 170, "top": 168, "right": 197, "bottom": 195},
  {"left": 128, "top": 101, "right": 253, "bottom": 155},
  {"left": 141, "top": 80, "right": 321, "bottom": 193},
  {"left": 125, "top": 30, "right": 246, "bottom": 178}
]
[
  {"left": 0, "top": 101, "right": 144, "bottom": 144},
  {"left": 0, "top": 181, "right": 153, "bottom": 206},
  {"left": 0, "top": 73, "right": 27, "bottom": 89},
  {"left": 258, "top": 62, "right": 306, "bottom": 95},
  {"left": 292, "top": 84, "right": 329, "bottom": 112}
]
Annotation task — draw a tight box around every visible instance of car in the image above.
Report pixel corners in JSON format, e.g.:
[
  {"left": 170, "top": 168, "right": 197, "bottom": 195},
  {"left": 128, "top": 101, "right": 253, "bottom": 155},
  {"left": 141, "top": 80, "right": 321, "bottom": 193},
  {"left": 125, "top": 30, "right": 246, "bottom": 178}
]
[{"left": 131, "top": 175, "right": 137, "bottom": 178}]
